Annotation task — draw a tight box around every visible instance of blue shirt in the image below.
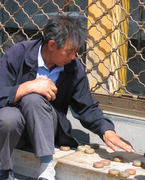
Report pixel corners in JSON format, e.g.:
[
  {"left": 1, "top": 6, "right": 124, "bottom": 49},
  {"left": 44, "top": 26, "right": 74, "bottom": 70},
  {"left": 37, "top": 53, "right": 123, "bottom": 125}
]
[{"left": 36, "top": 44, "right": 64, "bottom": 84}]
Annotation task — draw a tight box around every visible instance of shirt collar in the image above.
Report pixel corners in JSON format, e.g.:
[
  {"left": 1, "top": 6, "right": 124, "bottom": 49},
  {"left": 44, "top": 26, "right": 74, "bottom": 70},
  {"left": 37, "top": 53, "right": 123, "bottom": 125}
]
[{"left": 38, "top": 44, "right": 48, "bottom": 69}]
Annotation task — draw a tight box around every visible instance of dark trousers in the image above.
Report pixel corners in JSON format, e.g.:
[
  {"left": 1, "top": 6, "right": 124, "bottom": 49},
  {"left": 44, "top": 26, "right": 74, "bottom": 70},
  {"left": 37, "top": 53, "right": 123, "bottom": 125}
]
[{"left": 0, "top": 93, "right": 58, "bottom": 170}]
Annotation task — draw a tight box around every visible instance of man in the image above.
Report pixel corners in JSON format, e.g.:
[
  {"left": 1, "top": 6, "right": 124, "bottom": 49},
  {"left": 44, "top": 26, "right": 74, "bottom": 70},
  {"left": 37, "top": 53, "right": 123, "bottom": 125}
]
[{"left": 0, "top": 15, "right": 134, "bottom": 180}]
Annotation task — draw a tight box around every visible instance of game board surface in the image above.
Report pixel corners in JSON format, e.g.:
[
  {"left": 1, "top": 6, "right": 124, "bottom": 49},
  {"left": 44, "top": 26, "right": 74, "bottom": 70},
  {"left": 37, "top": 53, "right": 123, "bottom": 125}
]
[{"left": 54, "top": 145, "right": 145, "bottom": 179}]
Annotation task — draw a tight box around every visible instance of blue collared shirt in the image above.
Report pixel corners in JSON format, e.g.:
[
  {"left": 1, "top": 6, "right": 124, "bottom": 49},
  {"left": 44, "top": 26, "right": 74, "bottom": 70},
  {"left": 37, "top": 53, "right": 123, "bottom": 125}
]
[{"left": 36, "top": 44, "right": 64, "bottom": 84}]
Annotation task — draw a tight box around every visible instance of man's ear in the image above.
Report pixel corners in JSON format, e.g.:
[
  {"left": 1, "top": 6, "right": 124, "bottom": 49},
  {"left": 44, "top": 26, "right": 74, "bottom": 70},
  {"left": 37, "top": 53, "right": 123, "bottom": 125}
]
[{"left": 48, "top": 40, "right": 57, "bottom": 51}]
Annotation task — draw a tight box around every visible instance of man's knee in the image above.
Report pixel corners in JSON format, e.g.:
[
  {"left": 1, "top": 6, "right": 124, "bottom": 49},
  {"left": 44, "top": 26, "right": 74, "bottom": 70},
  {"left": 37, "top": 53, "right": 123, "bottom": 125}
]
[
  {"left": 21, "top": 93, "right": 45, "bottom": 106},
  {"left": 0, "top": 107, "right": 25, "bottom": 132},
  {"left": 22, "top": 93, "right": 41, "bottom": 103},
  {"left": 20, "top": 93, "right": 52, "bottom": 111}
]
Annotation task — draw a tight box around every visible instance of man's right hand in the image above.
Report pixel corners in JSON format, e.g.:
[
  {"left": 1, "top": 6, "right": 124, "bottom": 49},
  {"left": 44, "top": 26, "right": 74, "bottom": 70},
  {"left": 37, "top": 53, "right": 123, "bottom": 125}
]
[
  {"left": 30, "top": 77, "right": 57, "bottom": 101},
  {"left": 12, "top": 77, "right": 58, "bottom": 103}
]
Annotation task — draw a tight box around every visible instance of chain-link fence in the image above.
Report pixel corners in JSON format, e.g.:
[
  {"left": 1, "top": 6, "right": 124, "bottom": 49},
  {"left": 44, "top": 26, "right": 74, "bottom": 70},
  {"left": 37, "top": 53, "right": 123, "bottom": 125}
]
[{"left": 0, "top": 0, "right": 145, "bottom": 118}]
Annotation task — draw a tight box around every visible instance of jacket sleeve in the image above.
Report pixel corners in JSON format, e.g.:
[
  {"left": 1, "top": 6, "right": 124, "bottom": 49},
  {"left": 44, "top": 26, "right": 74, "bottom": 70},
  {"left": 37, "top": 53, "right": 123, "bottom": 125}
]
[
  {"left": 69, "top": 64, "right": 115, "bottom": 140},
  {"left": 0, "top": 48, "right": 21, "bottom": 108}
]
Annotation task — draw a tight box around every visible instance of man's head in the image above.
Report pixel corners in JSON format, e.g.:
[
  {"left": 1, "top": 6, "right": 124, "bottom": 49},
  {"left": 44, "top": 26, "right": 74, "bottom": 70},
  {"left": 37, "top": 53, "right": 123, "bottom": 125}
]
[{"left": 43, "top": 15, "right": 87, "bottom": 49}]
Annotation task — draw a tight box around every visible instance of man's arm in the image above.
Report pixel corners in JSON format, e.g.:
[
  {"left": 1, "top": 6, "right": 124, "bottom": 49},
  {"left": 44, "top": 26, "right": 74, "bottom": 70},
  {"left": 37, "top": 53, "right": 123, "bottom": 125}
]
[
  {"left": 69, "top": 60, "right": 135, "bottom": 153},
  {"left": 12, "top": 77, "right": 57, "bottom": 103}
]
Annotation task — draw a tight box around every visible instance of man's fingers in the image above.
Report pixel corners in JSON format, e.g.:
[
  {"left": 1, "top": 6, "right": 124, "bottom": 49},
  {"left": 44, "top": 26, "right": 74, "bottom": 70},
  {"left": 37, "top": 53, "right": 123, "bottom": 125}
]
[
  {"left": 50, "top": 86, "right": 57, "bottom": 94},
  {"left": 46, "top": 89, "right": 56, "bottom": 101},
  {"left": 115, "top": 138, "right": 135, "bottom": 153},
  {"left": 107, "top": 137, "right": 135, "bottom": 153},
  {"left": 104, "top": 130, "right": 135, "bottom": 153},
  {"left": 50, "top": 80, "right": 58, "bottom": 94},
  {"left": 120, "top": 137, "right": 133, "bottom": 147},
  {"left": 46, "top": 94, "right": 52, "bottom": 101},
  {"left": 105, "top": 140, "right": 118, "bottom": 152}
]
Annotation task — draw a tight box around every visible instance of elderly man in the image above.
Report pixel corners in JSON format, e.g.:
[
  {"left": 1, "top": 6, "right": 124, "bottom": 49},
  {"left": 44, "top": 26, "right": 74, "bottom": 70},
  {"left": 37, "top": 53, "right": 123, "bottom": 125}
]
[{"left": 0, "top": 15, "right": 134, "bottom": 180}]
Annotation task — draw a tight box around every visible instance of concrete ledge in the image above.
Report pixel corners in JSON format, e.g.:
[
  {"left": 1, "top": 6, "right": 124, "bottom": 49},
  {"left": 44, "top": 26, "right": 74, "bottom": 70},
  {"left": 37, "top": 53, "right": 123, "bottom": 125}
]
[{"left": 12, "top": 145, "right": 145, "bottom": 180}]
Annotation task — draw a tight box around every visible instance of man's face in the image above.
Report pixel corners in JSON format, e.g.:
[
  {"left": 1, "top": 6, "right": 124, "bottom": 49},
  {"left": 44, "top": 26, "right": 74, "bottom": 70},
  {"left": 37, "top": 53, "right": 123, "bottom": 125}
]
[{"left": 49, "top": 41, "right": 80, "bottom": 67}]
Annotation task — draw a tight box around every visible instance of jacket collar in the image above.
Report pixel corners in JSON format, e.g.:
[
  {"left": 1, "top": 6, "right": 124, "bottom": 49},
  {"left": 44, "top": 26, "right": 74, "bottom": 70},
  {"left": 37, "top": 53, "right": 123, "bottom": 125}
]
[{"left": 24, "top": 38, "right": 43, "bottom": 67}]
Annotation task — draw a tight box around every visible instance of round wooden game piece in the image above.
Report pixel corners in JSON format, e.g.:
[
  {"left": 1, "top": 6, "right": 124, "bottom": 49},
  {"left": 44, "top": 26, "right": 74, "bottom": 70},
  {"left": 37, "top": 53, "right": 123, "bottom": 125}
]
[
  {"left": 90, "top": 143, "right": 99, "bottom": 149},
  {"left": 60, "top": 146, "right": 70, "bottom": 151},
  {"left": 93, "top": 161, "right": 104, "bottom": 168},
  {"left": 141, "top": 161, "right": 145, "bottom": 168},
  {"left": 113, "top": 156, "right": 124, "bottom": 162},
  {"left": 101, "top": 159, "right": 111, "bottom": 166},
  {"left": 77, "top": 146, "right": 86, "bottom": 152},
  {"left": 133, "top": 160, "right": 141, "bottom": 167},
  {"left": 108, "top": 169, "right": 120, "bottom": 175},
  {"left": 85, "top": 148, "right": 95, "bottom": 154},
  {"left": 125, "top": 169, "right": 136, "bottom": 175},
  {"left": 119, "top": 171, "right": 130, "bottom": 178},
  {"left": 85, "top": 144, "right": 91, "bottom": 148}
]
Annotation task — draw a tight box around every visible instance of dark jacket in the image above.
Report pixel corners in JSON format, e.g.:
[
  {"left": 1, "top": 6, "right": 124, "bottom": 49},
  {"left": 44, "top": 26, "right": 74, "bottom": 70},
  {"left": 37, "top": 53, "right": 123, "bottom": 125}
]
[{"left": 0, "top": 38, "right": 115, "bottom": 148}]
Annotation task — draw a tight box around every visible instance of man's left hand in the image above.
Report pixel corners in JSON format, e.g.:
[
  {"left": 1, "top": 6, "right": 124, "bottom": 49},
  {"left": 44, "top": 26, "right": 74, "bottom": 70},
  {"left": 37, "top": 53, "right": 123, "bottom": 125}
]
[{"left": 104, "top": 130, "right": 135, "bottom": 153}]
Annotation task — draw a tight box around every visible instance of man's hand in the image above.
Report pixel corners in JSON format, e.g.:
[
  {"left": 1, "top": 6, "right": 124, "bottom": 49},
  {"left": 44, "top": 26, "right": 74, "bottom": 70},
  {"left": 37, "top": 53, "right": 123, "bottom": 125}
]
[
  {"left": 30, "top": 77, "right": 57, "bottom": 101},
  {"left": 12, "top": 77, "right": 58, "bottom": 103},
  {"left": 104, "top": 130, "right": 135, "bottom": 153}
]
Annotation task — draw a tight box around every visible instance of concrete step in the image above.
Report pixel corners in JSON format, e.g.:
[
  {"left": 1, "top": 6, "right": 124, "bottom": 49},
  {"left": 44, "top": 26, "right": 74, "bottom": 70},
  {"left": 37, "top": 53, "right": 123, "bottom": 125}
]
[{"left": 12, "top": 145, "right": 145, "bottom": 180}]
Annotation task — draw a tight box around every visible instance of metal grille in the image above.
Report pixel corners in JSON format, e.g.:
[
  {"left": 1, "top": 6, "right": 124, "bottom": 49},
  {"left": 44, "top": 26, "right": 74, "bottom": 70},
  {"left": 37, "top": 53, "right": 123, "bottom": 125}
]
[{"left": 0, "top": 0, "right": 145, "bottom": 118}]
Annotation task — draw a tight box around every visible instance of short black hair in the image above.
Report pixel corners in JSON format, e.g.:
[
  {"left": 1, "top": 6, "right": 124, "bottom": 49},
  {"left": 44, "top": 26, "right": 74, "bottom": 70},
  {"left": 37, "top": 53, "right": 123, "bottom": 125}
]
[{"left": 43, "top": 15, "right": 87, "bottom": 49}]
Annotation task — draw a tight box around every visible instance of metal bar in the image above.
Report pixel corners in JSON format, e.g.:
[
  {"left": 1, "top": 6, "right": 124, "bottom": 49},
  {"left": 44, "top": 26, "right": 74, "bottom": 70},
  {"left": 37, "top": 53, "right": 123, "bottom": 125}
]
[{"left": 91, "top": 92, "right": 145, "bottom": 120}]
